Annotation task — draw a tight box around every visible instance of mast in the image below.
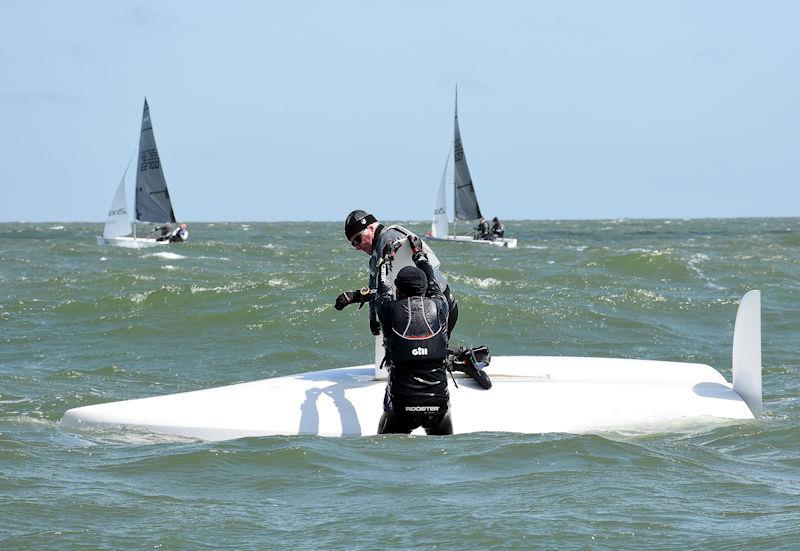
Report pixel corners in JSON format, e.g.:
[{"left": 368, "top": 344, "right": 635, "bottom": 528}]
[{"left": 454, "top": 84, "right": 457, "bottom": 236}]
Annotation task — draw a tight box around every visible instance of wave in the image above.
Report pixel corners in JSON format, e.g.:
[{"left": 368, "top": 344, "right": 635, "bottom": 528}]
[{"left": 143, "top": 252, "right": 186, "bottom": 260}]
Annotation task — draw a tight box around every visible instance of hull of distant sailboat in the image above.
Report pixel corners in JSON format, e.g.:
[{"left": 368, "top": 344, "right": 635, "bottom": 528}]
[
  {"left": 96, "top": 236, "right": 168, "bottom": 249},
  {"left": 427, "top": 233, "right": 518, "bottom": 248}
]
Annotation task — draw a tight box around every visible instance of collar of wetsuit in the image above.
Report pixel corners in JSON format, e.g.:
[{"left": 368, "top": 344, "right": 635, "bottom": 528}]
[{"left": 371, "top": 224, "right": 385, "bottom": 251}]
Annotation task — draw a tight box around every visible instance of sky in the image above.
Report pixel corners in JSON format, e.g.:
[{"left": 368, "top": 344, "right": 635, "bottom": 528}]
[{"left": 1, "top": 0, "right": 799, "bottom": 222}]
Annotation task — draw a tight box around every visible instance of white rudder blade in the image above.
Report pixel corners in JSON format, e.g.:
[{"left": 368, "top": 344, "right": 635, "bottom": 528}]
[{"left": 732, "top": 290, "right": 762, "bottom": 417}]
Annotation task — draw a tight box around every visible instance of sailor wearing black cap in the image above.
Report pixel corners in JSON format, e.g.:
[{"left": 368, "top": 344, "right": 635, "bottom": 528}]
[
  {"left": 335, "top": 210, "right": 459, "bottom": 338},
  {"left": 374, "top": 235, "right": 452, "bottom": 435}
]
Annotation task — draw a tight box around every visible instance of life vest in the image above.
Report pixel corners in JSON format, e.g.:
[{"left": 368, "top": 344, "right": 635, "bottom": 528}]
[
  {"left": 385, "top": 296, "right": 448, "bottom": 363},
  {"left": 169, "top": 228, "right": 188, "bottom": 242}
]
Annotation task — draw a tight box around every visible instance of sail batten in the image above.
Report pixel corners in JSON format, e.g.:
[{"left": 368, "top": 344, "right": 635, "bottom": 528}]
[{"left": 135, "top": 99, "right": 176, "bottom": 224}]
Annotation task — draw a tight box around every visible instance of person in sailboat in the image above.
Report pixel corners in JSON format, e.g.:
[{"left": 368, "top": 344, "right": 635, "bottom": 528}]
[
  {"left": 374, "top": 234, "right": 452, "bottom": 435},
  {"left": 490, "top": 217, "right": 505, "bottom": 238},
  {"left": 167, "top": 223, "right": 189, "bottom": 243},
  {"left": 334, "top": 210, "right": 459, "bottom": 338},
  {"left": 155, "top": 223, "right": 172, "bottom": 241},
  {"left": 474, "top": 217, "right": 490, "bottom": 240}
]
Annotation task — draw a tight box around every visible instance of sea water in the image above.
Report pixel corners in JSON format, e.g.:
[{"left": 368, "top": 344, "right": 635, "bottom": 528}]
[{"left": 1, "top": 219, "right": 799, "bottom": 549}]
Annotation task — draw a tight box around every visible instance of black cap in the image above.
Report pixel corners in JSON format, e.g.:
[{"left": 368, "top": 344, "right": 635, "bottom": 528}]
[
  {"left": 395, "top": 266, "right": 428, "bottom": 296},
  {"left": 344, "top": 210, "right": 377, "bottom": 241}
]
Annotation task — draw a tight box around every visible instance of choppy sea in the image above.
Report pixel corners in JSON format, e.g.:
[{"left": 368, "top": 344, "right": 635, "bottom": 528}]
[{"left": 2, "top": 219, "right": 799, "bottom": 549}]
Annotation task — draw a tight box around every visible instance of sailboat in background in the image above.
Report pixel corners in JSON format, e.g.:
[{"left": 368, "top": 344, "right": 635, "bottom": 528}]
[
  {"left": 426, "top": 87, "right": 517, "bottom": 249},
  {"left": 97, "top": 99, "right": 178, "bottom": 248}
]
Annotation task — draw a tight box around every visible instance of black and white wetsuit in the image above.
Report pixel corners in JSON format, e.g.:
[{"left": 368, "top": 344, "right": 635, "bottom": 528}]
[
  {"left": 367, "top": 224, "right": 458, "bottom": 337},
  {"left": 375, "top": 256, "right": 452, "bottom": 435},
  {"left": 168, "top": 227, "right": 188, "bottom": 243}
]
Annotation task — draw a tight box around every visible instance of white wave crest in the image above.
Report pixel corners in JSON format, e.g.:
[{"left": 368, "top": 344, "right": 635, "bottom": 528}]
[
  {"left": 457, "top": 276, "right": 501, "bottom": 289},
  {"left": 144, "top": 252, "right": 186, "bottom": 260}
]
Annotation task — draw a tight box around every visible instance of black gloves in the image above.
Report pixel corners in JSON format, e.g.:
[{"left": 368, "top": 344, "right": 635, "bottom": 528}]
[
  {"left": 379, "top": 239, "right": 404, "bottom": 267},
  {"left": 370, "top": 317, "right": 381, "bottom": 335},
  {"left": 407, "top": 234, "right": 428, "bottom": 264},
  {"left": 334, "top": 288, "right": 371, "bottom": 311},
  {"left": 334, "top": 291, "right": 356, "bottom": 311}
]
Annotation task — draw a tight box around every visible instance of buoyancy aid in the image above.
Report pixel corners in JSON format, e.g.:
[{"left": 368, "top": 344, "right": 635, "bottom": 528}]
[{"left": 385, "top": 295, "right": 448, "bottom": 364}]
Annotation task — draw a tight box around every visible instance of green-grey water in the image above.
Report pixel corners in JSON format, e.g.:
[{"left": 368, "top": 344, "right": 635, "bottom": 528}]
[{"left": 2, "top": 219, "right": 799, "bottom": 549}]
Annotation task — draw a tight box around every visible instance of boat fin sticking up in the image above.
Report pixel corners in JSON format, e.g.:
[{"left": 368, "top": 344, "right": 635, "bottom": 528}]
[{"left": 732, "top": 290, "right": 762, "bottom": 418}]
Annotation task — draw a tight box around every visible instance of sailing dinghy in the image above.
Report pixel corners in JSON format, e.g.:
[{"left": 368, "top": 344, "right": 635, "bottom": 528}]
[
  {"left": 97, "top": 99, "right": 178, "bottom": 248},
  {"left": 426, "top": 88, "right": 518, "bottom": 249},
  {"left": 60, "top": 291, "right": 762, "bottom": 441}
]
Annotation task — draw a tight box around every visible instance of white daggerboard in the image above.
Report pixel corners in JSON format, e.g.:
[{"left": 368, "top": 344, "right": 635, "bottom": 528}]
[{"left": 373, "top": 239, "right": 441, "bottom": 379}]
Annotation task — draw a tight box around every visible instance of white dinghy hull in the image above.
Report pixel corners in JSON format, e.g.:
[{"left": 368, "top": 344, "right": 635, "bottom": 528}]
[
  {"left": 61, "top": 355, "right": 754, "bottom": 442},
  {"left": 427, "top": 234, "right": 518, "bottom": 248},
  {"left": 60, "top": 292, "right": 762, "bottom": 442},
  {"left": 95, "top": 236, "right": 168, "bottom": 249}
]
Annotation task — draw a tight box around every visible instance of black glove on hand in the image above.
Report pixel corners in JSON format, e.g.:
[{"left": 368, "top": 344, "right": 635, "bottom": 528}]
[
  {"left": 408, "top": 235, "right": 428, "bottom": 264},
  {"left": 335, "top": 289, "right": 372, "bottom": 310},
  {"left": 380, "top": 240, "right": 403, "bottom": 265},
  {"left": 370, "top": 317, "right": 381, "bottom": 335},
  {"left": 407, "top": 234, "right": 423, "bottom": 254},
  {"left": 334, "top": 291, "right": 356, "bottom": 311}
]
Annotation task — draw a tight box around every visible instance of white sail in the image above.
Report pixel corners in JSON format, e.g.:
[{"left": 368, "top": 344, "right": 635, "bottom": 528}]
[
  {"left": 102, "top": 162, "right": 132, "bottom": 239},
  {"left": 431, "top": 150, "right": 450, "bottom": 238}
]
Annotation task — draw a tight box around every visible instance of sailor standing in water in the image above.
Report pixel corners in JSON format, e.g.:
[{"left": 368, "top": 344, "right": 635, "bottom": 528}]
[
  {"left": 334, "top": 210, "right": 459, "bottom": 338},
  {"left": 374, "top": 235, "right": 452, "bottom": 435}
]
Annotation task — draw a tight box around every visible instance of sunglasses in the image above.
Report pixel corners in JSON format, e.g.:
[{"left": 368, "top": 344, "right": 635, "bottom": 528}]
[{"left": 350, "top": 230, "right": 365, "bottom": 247}]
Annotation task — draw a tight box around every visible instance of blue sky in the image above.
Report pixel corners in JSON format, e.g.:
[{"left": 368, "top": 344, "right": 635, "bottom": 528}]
[{"left": 2, "top": 1, "right": 799, "bottom": 222}]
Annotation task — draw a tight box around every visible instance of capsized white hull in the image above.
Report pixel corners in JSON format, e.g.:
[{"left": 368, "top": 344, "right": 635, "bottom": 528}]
[
  {"left": 96, "top": 236, "right": 168, "bottom": 249},
  {"left": 60, "top": 355, "right": 755, "bottom": 442},
  {"left": 427, "top": 234, "right": 518, "bottom": 248}
]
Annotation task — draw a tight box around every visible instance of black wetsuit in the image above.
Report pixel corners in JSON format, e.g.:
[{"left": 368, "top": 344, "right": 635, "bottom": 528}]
[
  {"left": 156, "top": 226, "right": 171, "bottom": 241},
  {"left": 474, "top": 220, "right": 490, "bottom": 240},
  {"left": 375, "top": 256, "right": 452, "bottom": 435},
  {"left": 491, "top": 220, "right": 504, "bottom": 238},
  {"left": 368, "top": 224, "right": 458, "bottom": 337}
]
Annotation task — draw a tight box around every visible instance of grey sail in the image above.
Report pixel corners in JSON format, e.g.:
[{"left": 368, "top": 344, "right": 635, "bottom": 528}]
[
  {"left": 452, "top": 92, "right": 482, "bottom": 221},
  {"left": 135, "top": 99, "right": 176, "bottom": 224}
]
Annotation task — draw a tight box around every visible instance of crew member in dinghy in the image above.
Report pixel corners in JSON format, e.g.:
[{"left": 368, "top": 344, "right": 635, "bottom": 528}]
[
  {"left": 474, "top": 217, "right": 490, "bottom": 240},
  {"left": 155, "top": 223, "right": 171, "bottom": 241},
  {"left": 375, "top": 235, "right": 452, "bottom": 435},
  {"left": 490, "top": 217, "right": 505, "bottom": 238},
  {"left": 334, "top": 210, "right": 459, "bottom": 338},
  {"left": 167, "top": 223, "right": 189, "bottom": 243}
]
